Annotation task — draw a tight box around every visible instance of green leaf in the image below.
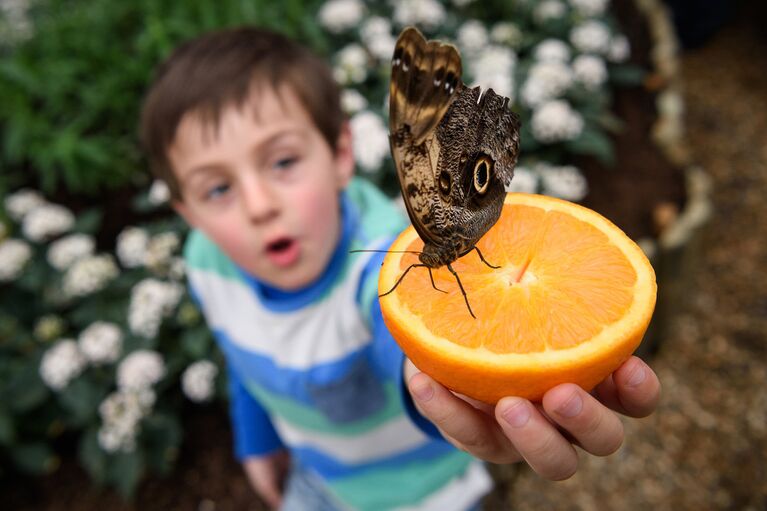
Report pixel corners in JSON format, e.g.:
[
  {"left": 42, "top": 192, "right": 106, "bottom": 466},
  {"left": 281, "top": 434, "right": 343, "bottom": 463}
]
[
  {"left": 0, "top": 409, "right": 15, "bottom": 444},
  {"left": 72, "top": 208, "right": 103, "bottom": 235},
  {"left": 181, "top": 328, "right": 211, "bottom": 358},
  {"left": 108, "top": 450, "right": 144, "bottom": 498},
  {"left": 58, "top": 377, "right": 106, "bottom": 426},
  {"left": 141, "top": 412, "right": 182, "bottom": 475},
  {"left": 9, "top": 442, "right": 58, "bottom": 475},
  {"left": 565, "top": 129, "right": 615, "bottom": 166},
  {"left": 78, "top": 426, "right": 108, "bottom": 484},
  {"left": 609, "top": 64, "right": 646, "bottom": 86},
  {"left": 7, "top": 361, "right": 49, "bottom": 413}
]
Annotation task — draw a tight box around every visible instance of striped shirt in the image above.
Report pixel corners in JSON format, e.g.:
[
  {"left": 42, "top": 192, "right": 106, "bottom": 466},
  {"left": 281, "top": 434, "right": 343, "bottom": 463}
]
[{"left": 184, "top": 177, "right": 491, "bottom": 510}]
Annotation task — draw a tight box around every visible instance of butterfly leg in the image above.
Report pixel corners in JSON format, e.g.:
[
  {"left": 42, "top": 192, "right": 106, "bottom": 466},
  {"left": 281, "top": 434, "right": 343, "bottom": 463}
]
[
  {"left": 378, "top": 263, "right": 424, "bottom": 298},
  {"left": 447, "top": 263, "right": 476, "bottom": 319},
  {"left": 427, "top": 267, "right": 448, "bottom": 293},
  {"left": 473, "top": 246, "right": 500, "bottom": 269}
]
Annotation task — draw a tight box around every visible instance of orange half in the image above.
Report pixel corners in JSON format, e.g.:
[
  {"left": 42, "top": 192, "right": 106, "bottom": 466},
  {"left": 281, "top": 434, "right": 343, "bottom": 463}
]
[{"left": 379, "top": 193, "right": 657, "bottom": 403}]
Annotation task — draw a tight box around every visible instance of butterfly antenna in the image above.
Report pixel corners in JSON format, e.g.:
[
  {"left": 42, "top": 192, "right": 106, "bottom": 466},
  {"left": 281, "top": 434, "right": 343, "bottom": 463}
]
[
  {"left": 349, "top": 249, "right": 424, "bottom": 255},
  {"left": 446, "top": 263, "right": 476, "bottom": 319}
]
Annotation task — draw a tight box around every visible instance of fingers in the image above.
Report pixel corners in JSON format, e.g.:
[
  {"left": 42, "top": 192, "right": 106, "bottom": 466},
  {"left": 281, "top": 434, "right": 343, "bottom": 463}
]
[
  {"left": 408, "top": 372, "right": 521, "bottom": 464},
  {"left": 542, "top": 383, "right": 624, "bottom": 457},
  {"left": 495, "top": 397, "right": 579, "bottom": 480},
  {"left": 593, "top": 356, "right": 661, "bottom": 417}
]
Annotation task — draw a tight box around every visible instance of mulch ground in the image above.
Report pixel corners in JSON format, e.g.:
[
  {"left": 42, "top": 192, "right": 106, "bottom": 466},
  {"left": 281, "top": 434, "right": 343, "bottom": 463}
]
[
  {"left": 492, "top": 4, "right": 767, "bottom": 510},
  {"left": 7, "top": 3, "right": 767, "bottom": 510}
]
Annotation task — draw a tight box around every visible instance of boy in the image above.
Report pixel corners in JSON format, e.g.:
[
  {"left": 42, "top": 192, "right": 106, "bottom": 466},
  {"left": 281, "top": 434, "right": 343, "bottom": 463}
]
[{"left": 140, "top": 27, "right": 660, "bottom": 510}]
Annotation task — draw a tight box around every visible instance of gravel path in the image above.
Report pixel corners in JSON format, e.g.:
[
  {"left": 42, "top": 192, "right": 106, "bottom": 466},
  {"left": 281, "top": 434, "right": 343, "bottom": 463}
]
[{"left": 486, "top": 7, "right": 767, "bottom": 511}]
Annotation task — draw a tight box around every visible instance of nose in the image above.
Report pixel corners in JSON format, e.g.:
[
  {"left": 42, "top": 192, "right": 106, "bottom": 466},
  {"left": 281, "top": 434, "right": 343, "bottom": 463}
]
[{"left": 240, "top": 175, "right": 279, "bottom": 223}]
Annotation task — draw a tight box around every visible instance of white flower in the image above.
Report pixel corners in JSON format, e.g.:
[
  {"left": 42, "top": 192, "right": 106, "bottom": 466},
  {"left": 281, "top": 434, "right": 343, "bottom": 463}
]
[
  {"left": 116, "top": 227, "right": 149, "bottom": 268},
  {"left": 333, "top": 44, "right": 368, "bottom": 85},
  {"left": 608, "top": 34, "right": 630, "bottom": 62},
  {"left": 21, "top": 203, "right": 75, "bottom": 242},
  {"left": 145, "top": 231, "right": 180, "bottom": 271},
  {"left": 534, "top": 0, "right": 567, "bottom": 23},
  {"left": 0, "top": 238, "right": 32, "bottom": 281},
  {"left": 505, "top": 166, "right": 540, "bottom": 193},
  {"left": 360, "top": 16, "right": 391, "bottom": 41},
  {"left": 537, "top": 163, "right": 589, "bottom": 200},
  {"left": 4, "top": 188, "right": 45, "bottom": 221},
  {"left": 168, "top": 257, "right": 186, "bottom": 281},
  {"left": 360, "top": 17, "right": 395, "bottom": 60},
  {"left": 62, "top": 254, "right": 118, "bottom": 297},
  {"left": 318, "top": 0, "right": 365, "bottom": 34},
  {"left": 148, "top": 180, "right": 171, "bottom": 205},
  {"left": 181, "top": 360, "right": 219, "bottom": 403},
  {"left": 569, "top": 0, "right": 608, "bottom": 17},
  {"left": 457, "top": 20, "right": 489, "bottom": 55},
  {"left": 534, "top": 39, "right": 572, "bottom": 63},
  {"left": 392, "top": 0, "right": 446, "bottom": 31},
  {"left": 570, "top": 21, "right": 611, "bottom": 54},
  {"left": 573, "top": 54, "right": 607, "bottom": 89},
  {"left": 128, "top": 278, "right": 184, "bottom": 338},
  {"left": 489, "top": 22, "right": 523, "bottom": 48},
  {"left": 531, "top": 99, "right": 584, "bottom": 143},
  {"left": 469, "top": 45, "right": 517, "bottom": 100},
  {"left": 47, "top": 233, "right": 95, "bottom": 271},
  {"left": 97, "top": 388, "right": 156, "bottom": 453},
  {"left": 0, "top": 0, "right": 34, "bottom": 42},
  {"left": 520, "top": 60, "right": 574, "bottom": 107},
  {"left": 341, "top": 88, "right": 368, "bottom": 114},
  {"left": 117, "top": 350, "right": 165, "bottom": 391},
  {"left": 78, "top": 321, "right": 123, "bottom": 365},
  {"left": 350, "top": 111, "right": 390, "bottom": 173},
  {"left": 39, "top": 339, "right": 86, "bottom": 391}
]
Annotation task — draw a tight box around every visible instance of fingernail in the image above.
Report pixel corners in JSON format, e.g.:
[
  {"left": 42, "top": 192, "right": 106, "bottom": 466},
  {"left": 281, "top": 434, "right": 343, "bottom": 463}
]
[
  {"left": 411, "top": 382, "right": 434, "bottom": 402},
  {"left": 502, "top": 400, "right": 530, "bottom": 428},
  {"left": 557, "top": 391, "right": 583, "bottom": 418},
  {"left": 627, "top": 363, "right": 647, "bottom": 387}
]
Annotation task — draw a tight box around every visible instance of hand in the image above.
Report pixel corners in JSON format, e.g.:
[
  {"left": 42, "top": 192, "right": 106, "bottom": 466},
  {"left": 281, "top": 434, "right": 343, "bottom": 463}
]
[
  {"left": 405, "top": 356, "right": 660, "bottom": 480},
  {"left": 242, "top": 449, "right": 291, "bottom": 510}
]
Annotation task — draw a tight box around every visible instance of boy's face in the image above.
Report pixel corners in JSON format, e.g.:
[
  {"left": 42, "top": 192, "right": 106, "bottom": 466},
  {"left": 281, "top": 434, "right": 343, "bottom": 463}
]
[{"left": 170, "top": 86, "right": 354, "bottom": 290}]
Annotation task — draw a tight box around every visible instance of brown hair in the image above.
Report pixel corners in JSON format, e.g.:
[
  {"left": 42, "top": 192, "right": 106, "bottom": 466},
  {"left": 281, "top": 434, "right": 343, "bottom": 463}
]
[{"left": 140, "top": 26, "right": 343, "bottom": 201}]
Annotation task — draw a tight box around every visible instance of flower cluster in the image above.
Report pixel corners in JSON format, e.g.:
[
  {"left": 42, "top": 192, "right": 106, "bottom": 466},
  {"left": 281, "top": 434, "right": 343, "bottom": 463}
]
[
  {"left": 316, "top": 0, "right": 636, "bottom": 202},
  {"left": 128, "top": 278, "right": 184, "bottom": 339},
  {"left": 98, "top": 387, "right": 157, "bottom": 453},
  {"left": 181, "top": 360, "right": 219, "bottom": 403},
  {"left": 39, "top": 339, "right": 87, "bottom": 390}
]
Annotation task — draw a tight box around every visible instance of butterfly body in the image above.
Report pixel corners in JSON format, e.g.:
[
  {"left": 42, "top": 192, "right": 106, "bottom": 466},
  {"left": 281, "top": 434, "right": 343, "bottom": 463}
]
[{"left": 386, "top": 27, "right": 521, "bottom": 316}]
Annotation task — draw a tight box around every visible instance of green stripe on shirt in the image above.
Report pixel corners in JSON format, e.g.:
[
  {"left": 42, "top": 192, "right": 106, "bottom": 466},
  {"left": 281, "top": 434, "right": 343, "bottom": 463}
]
[{"left": 327, "top": 450, "right": 474, "bottom": 510}]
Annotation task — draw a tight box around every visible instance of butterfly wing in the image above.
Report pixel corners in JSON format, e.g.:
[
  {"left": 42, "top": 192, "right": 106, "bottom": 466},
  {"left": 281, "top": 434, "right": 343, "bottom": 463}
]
[
  {"left": 429, "top": 86, "right": 521, "bottom": 256},
  {"left": 389, "top": 27, "right": 463, "bottom": 245}
]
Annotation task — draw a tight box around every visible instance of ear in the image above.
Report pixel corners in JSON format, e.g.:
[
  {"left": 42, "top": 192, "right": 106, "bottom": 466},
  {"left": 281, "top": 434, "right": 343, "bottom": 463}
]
[
  {"left": 333, "top": 121, "right": 355, "bottom": 189},
  {"left": 172, "top": 199, "right": 199, "bottom": 229}
]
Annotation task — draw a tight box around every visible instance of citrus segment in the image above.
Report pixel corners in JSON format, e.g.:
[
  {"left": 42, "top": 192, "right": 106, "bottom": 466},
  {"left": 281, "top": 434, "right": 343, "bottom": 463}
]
[{"left": 380, "top": 193, "right": 657, "bottom": 403}]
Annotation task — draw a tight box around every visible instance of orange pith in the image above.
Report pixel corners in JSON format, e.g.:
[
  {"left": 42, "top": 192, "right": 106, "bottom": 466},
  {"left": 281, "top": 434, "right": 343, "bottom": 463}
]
[{"left": 379, "top": 193, "right": 657, "bottom": 403}]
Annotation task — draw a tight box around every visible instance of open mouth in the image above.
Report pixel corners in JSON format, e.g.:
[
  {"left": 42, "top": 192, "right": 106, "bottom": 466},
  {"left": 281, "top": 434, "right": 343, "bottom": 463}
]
[
  {"left": 267, "top": 237, "right": 294, "bottom": 254},
  {"left": 265, "top": 237, "right": 300, "bottom": 267}
]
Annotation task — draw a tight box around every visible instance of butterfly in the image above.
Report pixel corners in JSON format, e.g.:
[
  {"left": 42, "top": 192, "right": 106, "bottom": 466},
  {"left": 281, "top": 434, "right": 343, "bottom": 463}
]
[{"left": 382, "top": 26, "right": 521, "bottom": 318}]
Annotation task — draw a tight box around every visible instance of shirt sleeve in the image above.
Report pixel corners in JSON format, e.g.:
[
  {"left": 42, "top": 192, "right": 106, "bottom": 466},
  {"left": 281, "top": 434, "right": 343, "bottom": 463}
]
[
  {"left": 359, "top": 250, "right": 445, "bottom": 441},
  {"left": 227, "top": 366, "right": 285, "bottom": 460}
]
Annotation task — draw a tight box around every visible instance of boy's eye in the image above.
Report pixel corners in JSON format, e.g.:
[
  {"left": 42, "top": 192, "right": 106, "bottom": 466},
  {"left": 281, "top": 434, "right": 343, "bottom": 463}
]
[
  {"left": 205, "top": 183, "right": 230, "bottom": 200},
  {"left": 274, "top": 156, "right": 297, "bottom": 170}
]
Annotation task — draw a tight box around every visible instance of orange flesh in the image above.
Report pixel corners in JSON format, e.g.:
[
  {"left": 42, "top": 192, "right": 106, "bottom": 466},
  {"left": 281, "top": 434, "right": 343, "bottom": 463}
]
[{"left": 397, "top": 204, "right": 638, "bottom": 353}]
